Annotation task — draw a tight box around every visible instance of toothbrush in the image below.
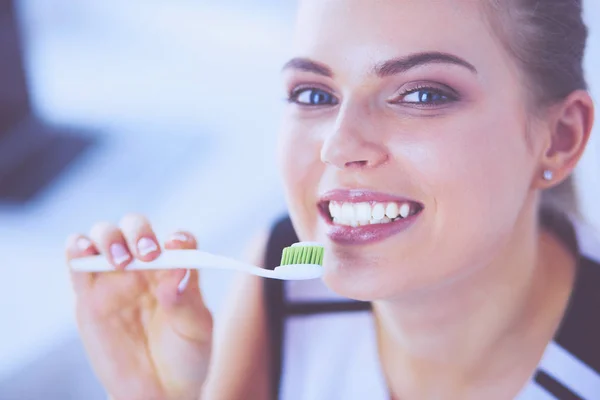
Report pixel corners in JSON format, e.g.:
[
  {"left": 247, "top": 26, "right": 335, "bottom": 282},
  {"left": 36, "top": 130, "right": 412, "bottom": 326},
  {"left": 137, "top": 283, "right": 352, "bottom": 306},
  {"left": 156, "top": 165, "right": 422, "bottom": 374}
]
[{"left": 69, "top": 242, "right": 325, "bottom": 281}]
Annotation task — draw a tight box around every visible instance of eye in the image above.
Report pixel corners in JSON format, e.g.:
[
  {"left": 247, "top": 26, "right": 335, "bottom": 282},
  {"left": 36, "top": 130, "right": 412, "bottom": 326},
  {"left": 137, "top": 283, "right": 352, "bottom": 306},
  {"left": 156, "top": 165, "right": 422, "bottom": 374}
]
[
  {"left": 404, "top": 89, "right": 448, "bottom": 104},
  {"left": 393, "top": 86, "right": 458, "bottom": 106},
  {"left": 289, "top": 87, "right": 338, "bottom": 106}
]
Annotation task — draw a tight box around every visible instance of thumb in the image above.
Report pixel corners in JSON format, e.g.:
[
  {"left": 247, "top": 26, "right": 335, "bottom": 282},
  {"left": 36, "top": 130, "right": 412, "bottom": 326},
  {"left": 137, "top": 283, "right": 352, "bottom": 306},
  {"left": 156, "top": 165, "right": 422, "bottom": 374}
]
[
  {"left": 155, "top": 268, "right": 213, "bottom": 342},
  {"left": 154, "top": 231, "right": 213, "bottom": 342}
]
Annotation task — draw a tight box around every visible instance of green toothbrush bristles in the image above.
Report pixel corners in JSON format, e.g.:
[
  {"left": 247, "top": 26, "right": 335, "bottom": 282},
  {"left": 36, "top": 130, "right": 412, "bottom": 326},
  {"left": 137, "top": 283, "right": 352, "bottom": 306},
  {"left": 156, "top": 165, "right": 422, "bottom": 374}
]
[{"left": 280, "top": 243, "right": 324, "bottom": 266}]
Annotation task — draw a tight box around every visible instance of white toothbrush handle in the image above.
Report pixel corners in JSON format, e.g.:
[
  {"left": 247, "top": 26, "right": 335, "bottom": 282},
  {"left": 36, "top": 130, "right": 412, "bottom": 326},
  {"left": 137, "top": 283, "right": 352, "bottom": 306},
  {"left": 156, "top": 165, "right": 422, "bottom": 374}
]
[{"left": 69, "top": 250, "right": 278, "bottom": 278}]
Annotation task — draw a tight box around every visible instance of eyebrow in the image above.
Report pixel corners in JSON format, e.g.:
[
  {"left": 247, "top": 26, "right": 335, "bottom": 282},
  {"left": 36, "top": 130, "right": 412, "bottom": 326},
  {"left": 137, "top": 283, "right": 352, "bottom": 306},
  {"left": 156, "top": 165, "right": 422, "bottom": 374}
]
[
  {"left": 375, "top": 51, "right": 477, "bottom": 77},
  {"left": 282, "top": 51, "right": 477, "bottom": 79},
  {"left": 282, "top": 58, "right": 334, "bottom": 77}
]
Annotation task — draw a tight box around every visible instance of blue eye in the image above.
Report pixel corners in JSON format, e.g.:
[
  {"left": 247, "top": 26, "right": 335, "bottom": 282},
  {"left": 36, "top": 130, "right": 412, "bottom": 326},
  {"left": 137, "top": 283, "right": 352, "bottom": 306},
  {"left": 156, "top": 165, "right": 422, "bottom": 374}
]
[
  {"left": 400, "top": 87, "right": 455, "bottom": 105},
  {"left": 405, "top": 90, "right": 447, "bottom": 103},
  {"left": 289, "top": 88, "right": 338, "bottom": 106}
]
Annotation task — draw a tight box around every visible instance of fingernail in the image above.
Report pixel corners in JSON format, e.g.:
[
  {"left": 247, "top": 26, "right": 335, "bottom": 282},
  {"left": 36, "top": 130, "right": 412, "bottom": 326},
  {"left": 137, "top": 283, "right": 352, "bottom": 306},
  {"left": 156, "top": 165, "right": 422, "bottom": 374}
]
[
  {"left": 76, "top": 237, "right": 92, "bottom": 251},
  {"left": 137, "top": 237, "right": 158, "bottom": 256},
  {"left": 170, "top": 232, "right": 188, "bottom": 242},
  {"left": 110, "top": 243, "right": 130, "bottom": 265},
  {"left": 177, "top": 269, "right": 191, "bottom": 294}
]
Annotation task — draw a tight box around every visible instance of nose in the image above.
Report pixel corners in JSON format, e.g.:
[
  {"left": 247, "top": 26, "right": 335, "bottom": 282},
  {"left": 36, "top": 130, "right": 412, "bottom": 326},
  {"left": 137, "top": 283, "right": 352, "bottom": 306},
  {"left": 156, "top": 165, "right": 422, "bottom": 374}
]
[{"left": 320, "top": 102, "right": 388, "bottom": 170}]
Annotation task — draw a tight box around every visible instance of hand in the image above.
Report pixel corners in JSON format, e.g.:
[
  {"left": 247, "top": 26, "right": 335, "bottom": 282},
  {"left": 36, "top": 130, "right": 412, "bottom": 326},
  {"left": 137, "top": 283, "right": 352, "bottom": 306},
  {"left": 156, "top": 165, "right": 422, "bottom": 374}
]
[{"left": 66, "top": 214, "right": 213, "bottom": 400}]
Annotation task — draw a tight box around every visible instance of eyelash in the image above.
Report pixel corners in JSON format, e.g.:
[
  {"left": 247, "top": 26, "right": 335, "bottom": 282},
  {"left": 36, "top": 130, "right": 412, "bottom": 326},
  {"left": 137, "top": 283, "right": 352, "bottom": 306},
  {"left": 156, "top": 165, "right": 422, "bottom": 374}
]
[
  {"left": 286, "top": 84, "right": 459, "bottom": 108},
  {"left": 286, "top": 86, "right": 338, "bottom": 107},
  {"left": 393, "top": 85, "right": 459, "bottom": 107}
]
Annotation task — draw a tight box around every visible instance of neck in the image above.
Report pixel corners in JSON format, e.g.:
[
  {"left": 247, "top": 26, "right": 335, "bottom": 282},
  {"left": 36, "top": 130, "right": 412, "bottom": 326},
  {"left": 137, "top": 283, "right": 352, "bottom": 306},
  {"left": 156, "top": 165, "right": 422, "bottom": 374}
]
[{"left": 374, "top": 204, "right": 576, "bottom": 397}]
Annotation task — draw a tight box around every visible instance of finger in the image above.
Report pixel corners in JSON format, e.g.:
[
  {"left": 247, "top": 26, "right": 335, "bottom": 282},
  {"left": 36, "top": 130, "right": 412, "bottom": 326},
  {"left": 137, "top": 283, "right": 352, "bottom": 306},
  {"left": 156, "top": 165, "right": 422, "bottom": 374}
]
[
  {"left": 156, "top": 269, "right": 190, "bottom": 306},
  {"left": 65, "top": 233, "right": 100, "bottom": 293},
  {"left": 65, "top": 233, "right": 99, "bottom": 260},
  {"left": 164, "top": 230, "right": 198, "bottom": 250},
  {"left": 157, "top": 268, "right": 201, "bottom": 298},
  {"left": 155, "top": 268, "right": 211, "bottom": 342},
  {"left": 119, "top": 213, "right": 161, "bottom": 262},
  {"left": 158, "top": 231, "right": 208, "bottom": 341},
  {"left": 89, "top": 221, "right": 132, "bottom": 270},
  {"left": 160, "top": 231, "right": 200, "bottom": 293}
]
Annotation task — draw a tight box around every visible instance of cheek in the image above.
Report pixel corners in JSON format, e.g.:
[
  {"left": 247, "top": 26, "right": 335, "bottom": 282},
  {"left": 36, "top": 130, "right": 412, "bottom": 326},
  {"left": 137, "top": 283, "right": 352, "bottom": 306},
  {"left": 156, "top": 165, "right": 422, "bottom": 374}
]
[
  {"left": 402, "top": 110, "right": 534, "bottom": 237},
  {"left": 462, "top": 115, "right": 532, "bottom": 201},
  {"left": 278, "top": 119, "right": 320, "bottom": 192},
  {"left": 278, "top": 118, "right": 324, "bottom": 235}
]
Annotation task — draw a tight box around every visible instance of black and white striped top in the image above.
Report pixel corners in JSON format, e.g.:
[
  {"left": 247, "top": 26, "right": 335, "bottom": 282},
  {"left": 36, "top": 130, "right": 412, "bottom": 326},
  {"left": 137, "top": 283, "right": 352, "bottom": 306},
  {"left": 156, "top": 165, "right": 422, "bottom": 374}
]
[{"left": 263, "top": 210, "right": 600, "bottom": 400}]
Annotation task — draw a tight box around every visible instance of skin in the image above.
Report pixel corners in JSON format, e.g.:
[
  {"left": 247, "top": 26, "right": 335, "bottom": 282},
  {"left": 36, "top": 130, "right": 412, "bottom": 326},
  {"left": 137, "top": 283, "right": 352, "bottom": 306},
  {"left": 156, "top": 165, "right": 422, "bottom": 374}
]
[
  {"left": 66, "top": 0, "right": 594, "bottom": 399},
  {"left": 279, "top": 0, "right": 593, "bottom": 398},
  {"left": 66, "top": 219, "right": 270, "bottom": 400}
]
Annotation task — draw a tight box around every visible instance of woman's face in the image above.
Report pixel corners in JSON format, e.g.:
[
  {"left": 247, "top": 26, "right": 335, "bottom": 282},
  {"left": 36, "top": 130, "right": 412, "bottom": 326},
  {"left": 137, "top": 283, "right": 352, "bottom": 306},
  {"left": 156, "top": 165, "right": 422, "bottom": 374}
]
[{"left": 278, "top": 0, "right": 545, "bottom": 300}]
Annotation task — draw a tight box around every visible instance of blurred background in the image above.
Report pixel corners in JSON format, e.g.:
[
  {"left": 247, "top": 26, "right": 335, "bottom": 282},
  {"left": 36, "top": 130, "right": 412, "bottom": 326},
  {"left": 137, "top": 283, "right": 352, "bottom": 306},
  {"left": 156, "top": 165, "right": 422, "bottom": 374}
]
[{"left": 0, "top": 1, "right": 597, "bottom": 399}]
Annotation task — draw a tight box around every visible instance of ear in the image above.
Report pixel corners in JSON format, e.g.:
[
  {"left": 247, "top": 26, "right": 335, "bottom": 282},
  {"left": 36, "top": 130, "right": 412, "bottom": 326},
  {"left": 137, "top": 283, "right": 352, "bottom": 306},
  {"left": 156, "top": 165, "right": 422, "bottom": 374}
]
[{"left": 537, "top": 90, "right": 595, "bottom": 188}]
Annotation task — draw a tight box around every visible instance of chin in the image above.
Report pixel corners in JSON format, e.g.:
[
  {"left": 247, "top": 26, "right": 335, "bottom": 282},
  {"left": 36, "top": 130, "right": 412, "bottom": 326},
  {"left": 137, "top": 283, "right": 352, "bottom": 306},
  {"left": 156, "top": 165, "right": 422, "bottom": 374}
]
[{"left": 320, "top": 256, "right": 411, "bottom": 302}]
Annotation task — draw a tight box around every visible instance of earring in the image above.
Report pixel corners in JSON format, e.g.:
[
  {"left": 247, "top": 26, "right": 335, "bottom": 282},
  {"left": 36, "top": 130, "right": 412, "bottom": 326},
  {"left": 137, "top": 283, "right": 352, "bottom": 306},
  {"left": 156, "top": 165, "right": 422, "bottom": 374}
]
[{"left": 543, "top": 170, "right": 554, "bottom": 181}]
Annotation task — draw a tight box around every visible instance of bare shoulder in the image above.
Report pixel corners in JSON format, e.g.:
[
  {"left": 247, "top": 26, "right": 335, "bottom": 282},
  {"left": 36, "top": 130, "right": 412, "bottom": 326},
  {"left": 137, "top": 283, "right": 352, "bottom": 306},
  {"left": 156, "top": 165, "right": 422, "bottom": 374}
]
[{"left": 202, "top": 228, "right": 273, "bottom": 400}]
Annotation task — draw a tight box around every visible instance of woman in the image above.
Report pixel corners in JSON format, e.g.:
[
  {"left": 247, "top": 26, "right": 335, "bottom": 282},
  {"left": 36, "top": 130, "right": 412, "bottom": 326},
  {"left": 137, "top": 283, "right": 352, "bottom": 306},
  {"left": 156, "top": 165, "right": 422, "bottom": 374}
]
[{"left": 65, "top": 0, "right": 599, "bottom": 399}]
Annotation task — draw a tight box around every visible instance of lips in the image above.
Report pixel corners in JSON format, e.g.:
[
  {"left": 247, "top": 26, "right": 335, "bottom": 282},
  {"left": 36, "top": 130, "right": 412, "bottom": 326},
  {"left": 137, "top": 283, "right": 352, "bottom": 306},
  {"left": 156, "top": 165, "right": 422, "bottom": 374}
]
[{"left": 318, "top": 189, "right": 424, "bottom": 245}]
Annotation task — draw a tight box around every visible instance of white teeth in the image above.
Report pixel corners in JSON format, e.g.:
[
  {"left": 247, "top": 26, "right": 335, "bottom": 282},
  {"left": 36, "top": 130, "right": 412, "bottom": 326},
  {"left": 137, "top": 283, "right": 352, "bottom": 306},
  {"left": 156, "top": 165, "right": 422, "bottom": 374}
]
[
  {"left": 385, "top": 202, "right": 399, "bottom": 219},
  {"left": 369, "top": 216, "right": 391, "bottom": 225},
  {"left": 341, "top": 203, "right": 355, "bottom": 221},
  {"left": 328, "top": 200, "right": 419, "bottom": 227},
  {"left": 356, "top": 202, "right": 371, "bottom": 222},
  {"left": 329, "top": 202, "right": 341, "bottom": 219},
  {"left": 372, "top": 203, "right": 385, "bottom": 220},
  {"left": 399, "top": 203, "right": 411, "bottom": 218}
]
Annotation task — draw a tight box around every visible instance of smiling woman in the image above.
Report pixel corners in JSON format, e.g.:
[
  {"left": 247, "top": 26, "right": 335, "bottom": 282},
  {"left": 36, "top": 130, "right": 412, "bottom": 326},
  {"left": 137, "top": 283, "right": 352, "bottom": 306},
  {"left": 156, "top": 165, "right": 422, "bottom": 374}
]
[
  {"left": 66, "top": 1, "right": 598, "bottom": 400},
  {"left": 275, "top": 0, "right": 597, "bottom": 398}
]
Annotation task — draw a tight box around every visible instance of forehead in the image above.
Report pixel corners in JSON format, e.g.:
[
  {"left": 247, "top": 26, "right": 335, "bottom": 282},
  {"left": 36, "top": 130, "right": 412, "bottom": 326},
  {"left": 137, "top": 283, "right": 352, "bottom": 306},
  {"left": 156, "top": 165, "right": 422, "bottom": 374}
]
[{"left": 292, "top": 0, "right": 503, "bottom": 74}]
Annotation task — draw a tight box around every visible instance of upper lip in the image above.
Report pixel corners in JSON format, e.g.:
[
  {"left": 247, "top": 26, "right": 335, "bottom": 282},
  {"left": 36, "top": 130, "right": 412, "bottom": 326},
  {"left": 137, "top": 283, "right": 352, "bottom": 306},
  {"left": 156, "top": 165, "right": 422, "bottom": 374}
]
[{"left": 318, "top": 188, "right": 422, "bottom": 205}]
